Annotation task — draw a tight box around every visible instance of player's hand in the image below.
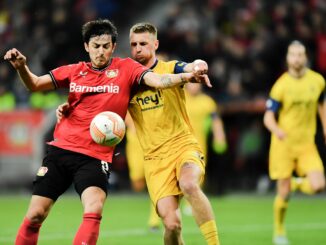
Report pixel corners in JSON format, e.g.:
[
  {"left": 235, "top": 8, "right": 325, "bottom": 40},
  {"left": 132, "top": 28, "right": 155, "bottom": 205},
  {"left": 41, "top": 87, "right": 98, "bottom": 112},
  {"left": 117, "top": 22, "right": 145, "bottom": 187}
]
[
  {"left": 193, "top": 59, "right": 208, "bottom": 76},
  {"left": 56, "top": 102, "right": 70, "bottom": 123},
  {"left": 3, "top": 48, "right": 26, "bottom": 69},
  {"left": 183, "top": 73, "right": 212, "bottom": 88},
  {"left": 213, "top": 140, "right": 227, "bottom": 154},
  {"left": 274, "top": 128, "right": 286, "bottom": 140}
]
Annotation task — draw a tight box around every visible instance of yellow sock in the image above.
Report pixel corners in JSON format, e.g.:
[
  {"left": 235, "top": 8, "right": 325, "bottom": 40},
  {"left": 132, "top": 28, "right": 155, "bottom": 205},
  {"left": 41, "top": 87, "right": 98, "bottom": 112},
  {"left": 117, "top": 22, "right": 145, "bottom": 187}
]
[
  {"left": 148, "top": 202, "right": 160, "bottom": 228},
  {"left": 274, "top": 196, "right": 288, "bottom": 236},
  {"left": 294, "top": 177, "right": 315, "bottom": 195},
  {"left": 199, "top": 220, "right": 219, "bottom": 245}
]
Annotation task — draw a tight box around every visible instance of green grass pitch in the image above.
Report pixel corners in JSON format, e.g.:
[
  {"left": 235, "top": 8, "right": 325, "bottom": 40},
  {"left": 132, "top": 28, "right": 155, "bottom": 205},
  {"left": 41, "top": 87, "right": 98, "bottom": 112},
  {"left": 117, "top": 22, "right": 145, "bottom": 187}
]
[{"left": 0, "top": 193, "right": 325, "bottom": 244}]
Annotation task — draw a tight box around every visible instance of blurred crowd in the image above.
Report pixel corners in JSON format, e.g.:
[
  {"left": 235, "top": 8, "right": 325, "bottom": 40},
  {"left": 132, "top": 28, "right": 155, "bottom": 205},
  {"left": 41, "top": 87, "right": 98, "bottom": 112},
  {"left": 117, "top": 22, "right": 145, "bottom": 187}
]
[{"left": 1, "top": 0, "right": 326, "bottom": 193}]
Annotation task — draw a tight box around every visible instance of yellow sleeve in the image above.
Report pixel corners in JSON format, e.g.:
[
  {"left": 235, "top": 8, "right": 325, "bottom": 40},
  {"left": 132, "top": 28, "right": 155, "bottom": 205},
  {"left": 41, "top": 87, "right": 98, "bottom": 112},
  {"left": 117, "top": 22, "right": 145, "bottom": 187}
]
[{"left": 270, "top": 78, "right": 284, "bottom": 102}]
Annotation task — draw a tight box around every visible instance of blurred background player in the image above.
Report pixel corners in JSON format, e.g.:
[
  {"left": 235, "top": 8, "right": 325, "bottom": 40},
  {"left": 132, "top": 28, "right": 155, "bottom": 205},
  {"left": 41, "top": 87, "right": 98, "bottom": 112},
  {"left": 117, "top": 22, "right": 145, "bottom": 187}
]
[
  {"left": 263, "top": 40, "right": 326, "bottom": 245},
  {"left": 125, "top": 112, "right": 161, "bottom": 230},
  {"left": 183, "top": 83, "right": 227, "bottom": 215}
]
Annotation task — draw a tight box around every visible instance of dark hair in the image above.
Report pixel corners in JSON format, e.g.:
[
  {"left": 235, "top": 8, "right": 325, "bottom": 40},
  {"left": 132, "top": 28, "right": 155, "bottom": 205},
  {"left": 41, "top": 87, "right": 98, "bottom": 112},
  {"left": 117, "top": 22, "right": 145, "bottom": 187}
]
[
  {"left": 82, "top": 19, "right": 118, "bottom": 44},
  {"left": 130, "top": 22, "right": 157, "bottom": 38}
]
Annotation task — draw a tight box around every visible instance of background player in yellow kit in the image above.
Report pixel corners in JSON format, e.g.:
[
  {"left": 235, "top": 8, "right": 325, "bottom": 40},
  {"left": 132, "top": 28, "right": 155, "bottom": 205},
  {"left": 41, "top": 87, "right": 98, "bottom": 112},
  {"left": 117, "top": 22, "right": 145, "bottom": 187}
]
[
  {"left": 263, "top": 40, "right": 326, "bottom": 245},
  {"left": 128, "top": 23, "right": 219, "bottom": 244},
  {"left": 183, "top": 83, "right": 227, "bottom": 215},
  {"left": 185, "top": 83, "right": 227, "bottom": 158}
]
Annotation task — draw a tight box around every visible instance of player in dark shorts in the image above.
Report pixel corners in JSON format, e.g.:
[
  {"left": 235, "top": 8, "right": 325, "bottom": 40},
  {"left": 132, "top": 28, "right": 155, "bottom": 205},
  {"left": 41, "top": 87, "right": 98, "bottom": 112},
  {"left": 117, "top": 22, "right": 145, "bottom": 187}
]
[{"left": 4, "top": 19, "right": 210, "bottom": 245}]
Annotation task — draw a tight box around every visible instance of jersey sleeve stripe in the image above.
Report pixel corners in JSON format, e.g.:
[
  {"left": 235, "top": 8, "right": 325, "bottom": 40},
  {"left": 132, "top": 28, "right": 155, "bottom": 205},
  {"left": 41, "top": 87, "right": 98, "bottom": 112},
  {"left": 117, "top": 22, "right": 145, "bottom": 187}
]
[
  {"left": 138, "top": 70, "right": 151, "bottom": 84},
  {"left": 48, "top": 71, "right": 58, "bottom": 89}
]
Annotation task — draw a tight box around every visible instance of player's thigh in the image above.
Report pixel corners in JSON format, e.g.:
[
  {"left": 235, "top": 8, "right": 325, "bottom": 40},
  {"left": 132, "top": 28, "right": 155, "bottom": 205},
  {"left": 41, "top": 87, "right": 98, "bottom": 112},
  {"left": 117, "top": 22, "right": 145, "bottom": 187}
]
[
  {"left": 33, "top": 146, "right": 73, "bottom": 201},
  {"left": 73, "top": 157, "right": 110, "bottom": 197},
  {"left": 176, "top": 147, "right": 205, "bottom": 185},
  {"left": 144, "top": 155, "right": 182, "bottom": 209},
  {"left": 269, "top": 144, "right": 295, "bottom": 180}
]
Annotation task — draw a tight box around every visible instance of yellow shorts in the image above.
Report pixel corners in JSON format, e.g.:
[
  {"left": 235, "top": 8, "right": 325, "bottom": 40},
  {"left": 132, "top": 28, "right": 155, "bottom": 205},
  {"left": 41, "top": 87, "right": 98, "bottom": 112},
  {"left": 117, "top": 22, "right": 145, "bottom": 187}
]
[
  {"left": 144, "top": 145, "right": 205, "bottom": 208},
  {"left": 126, "top": 133, "right": 144, "bottom": 181},
  {"left": 269, "top": 142, "right": 324, "bottom": 180}
]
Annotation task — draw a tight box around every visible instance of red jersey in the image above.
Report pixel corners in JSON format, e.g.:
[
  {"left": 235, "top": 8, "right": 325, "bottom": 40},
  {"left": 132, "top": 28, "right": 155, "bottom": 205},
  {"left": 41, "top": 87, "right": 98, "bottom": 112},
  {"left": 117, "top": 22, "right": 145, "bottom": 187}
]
[{"left": 48, "top": 57, "right": 149, "bottom": 162}]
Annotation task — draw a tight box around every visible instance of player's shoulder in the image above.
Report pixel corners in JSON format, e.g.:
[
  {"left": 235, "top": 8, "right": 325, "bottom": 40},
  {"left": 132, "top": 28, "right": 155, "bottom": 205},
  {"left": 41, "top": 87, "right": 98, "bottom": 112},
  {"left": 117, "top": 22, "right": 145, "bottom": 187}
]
[
  {"left": 155, "top": 59, "right": 178, "bottom": 73},
  {"left": 306, "top": 68, "right": 325, "bottom": 81},
  {"left": 111, "top": 57, "right": 139, "bottom": 66}
]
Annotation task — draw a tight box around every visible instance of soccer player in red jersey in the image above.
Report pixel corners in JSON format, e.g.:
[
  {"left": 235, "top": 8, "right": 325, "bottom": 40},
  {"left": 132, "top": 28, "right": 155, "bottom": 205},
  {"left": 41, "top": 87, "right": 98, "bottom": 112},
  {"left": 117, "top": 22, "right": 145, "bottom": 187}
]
[{"left": 4, "top": 19, "right": 210, "bottom": 245}]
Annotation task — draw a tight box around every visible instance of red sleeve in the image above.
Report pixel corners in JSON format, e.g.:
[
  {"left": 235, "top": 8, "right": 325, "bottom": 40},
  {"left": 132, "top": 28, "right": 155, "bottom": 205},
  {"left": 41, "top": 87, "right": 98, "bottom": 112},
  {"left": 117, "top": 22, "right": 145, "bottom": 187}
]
[{"left": 49, "top": 64, "right": 75, "bottom": 88}]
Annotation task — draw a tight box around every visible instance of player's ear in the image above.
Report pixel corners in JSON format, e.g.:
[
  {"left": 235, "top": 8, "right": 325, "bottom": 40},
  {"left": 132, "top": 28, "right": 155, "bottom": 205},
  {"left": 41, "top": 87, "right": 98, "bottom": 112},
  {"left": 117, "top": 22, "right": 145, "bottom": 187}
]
[
  {"left": 154, "top": 39, "right": 159, "bottom": 51},
  {"left": 112, "top": 43, "right": 117, "bottom": 53},
  {"left": 84, "top": 43, "right": 89, "bottom": 53}
]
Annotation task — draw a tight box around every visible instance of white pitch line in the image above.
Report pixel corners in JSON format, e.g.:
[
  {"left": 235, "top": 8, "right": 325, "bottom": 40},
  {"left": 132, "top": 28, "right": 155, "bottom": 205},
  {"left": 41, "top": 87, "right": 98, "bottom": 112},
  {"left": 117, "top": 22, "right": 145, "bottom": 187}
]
[{"left": 1, "top": 222, "right": 326, "bottom": 242}]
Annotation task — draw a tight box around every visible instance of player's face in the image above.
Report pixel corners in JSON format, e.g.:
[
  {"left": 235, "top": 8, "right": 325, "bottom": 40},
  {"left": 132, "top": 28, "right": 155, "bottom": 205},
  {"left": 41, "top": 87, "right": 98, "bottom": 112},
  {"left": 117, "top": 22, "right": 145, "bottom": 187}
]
[
  {"left": 130, "top": 32, "right": 158, "bottom": 67},
  {"left": 85, "top": 34, "right": 116, "bottom": 68},
  {"left": 286, "top": 44, "right": 307, "bottom": 71}
]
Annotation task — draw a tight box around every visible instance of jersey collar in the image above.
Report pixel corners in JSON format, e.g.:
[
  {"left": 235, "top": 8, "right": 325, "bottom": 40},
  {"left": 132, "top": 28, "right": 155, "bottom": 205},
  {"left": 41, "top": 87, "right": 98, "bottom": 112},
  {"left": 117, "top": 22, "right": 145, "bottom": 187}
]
[
  {"left": 149, "top": 59, "right": 158, "bottom": 70},
  {"left": 90, "top": 58, "right": 112, "bottom": 72}
]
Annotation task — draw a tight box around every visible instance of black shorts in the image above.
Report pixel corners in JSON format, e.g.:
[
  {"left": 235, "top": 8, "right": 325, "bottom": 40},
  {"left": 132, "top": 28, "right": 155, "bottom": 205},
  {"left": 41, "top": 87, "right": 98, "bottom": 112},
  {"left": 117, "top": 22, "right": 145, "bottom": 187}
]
[{"left": 33, "top": 145, "right": 111, "bottom": 201}]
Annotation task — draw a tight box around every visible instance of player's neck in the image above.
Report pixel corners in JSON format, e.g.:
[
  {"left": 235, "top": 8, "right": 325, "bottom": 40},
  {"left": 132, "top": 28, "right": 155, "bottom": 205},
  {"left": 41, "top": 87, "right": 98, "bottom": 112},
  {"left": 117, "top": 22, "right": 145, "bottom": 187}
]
[
  {"left": 288, "top": 67, "right": 306, "bottom": 79},
  {"left": 146, "top": 58, "right": 158, "bottom": 69}
]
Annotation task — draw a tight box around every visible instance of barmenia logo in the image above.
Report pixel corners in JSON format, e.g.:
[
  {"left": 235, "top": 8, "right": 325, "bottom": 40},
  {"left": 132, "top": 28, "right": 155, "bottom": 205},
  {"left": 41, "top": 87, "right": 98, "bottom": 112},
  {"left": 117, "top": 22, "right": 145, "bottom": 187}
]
[{"left": 69, "top": 82, "right": 120, "bottom": 93}]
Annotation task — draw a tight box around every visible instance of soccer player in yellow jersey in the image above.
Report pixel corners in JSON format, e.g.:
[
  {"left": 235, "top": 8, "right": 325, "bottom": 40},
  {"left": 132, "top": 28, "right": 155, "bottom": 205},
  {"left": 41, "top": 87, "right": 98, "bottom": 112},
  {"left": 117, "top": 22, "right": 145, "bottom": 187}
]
[
  {"left": 185, "top": 83, "right": 227, "bottom": 159},
  {"left": 182, "top": 83, "right": 227, "bottom": 215},
  {"left": 128, "top": 23, "right": 219, "bottom": 245},
  {"left": 263, "top": 40, "right": 326, "bottom": 245}
]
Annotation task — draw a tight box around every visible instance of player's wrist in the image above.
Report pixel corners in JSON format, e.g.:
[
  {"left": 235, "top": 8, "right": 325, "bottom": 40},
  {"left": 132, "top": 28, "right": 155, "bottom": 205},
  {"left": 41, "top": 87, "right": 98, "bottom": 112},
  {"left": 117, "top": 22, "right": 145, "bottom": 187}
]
[{"left": 180, "top": 73, "right": 192, "bottom": 84}]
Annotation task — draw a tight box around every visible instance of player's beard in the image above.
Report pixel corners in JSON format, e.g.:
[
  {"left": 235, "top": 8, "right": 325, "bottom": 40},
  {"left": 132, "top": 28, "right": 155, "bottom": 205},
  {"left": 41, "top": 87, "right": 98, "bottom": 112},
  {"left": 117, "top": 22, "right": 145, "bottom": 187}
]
[{"left": 135, "top": 55, "right": 147, "bottom": 65}]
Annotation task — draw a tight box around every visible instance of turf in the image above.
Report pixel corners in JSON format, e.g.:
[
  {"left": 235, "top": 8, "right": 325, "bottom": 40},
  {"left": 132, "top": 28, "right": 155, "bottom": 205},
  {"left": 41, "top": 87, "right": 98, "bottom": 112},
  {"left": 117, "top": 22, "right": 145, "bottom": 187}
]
[{"left": 0, "top": 193, "right": 325, "bottom": 244}]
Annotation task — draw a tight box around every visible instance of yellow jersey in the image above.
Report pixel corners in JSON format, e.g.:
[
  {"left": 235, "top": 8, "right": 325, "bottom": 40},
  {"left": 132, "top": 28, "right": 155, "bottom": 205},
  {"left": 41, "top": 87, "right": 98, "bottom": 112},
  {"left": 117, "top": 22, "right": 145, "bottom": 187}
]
[
  {"left": 185, "top": 91, "right": 217, "bottom": 156},
  {"left": 128, "top": 60, "right": 198, "bottom": 158},
  {"left": 270, "top": 69, "right": 325, "bottom": 146}
]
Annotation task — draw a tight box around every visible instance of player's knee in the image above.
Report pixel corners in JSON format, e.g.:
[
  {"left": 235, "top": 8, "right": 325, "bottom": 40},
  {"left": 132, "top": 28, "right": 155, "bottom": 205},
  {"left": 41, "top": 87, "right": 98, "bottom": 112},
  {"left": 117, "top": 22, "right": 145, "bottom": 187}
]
[
  {"left": 163, "top": 218, "right": 182, "bottom": 233},
  {"left": 27, "top": 207, "right": 49, "bottom": 224},
  {"left": 179, "top": 180, "right": 200, "bottom": 196},
  {"left": 311, "top": 180, "right": 326, "bottom": 193},
  {"left": 84, "top": 199, "right": 105, "bottom": 214},
  {"left": 161, "top": 210, "right": 181, "bottom": 232}
]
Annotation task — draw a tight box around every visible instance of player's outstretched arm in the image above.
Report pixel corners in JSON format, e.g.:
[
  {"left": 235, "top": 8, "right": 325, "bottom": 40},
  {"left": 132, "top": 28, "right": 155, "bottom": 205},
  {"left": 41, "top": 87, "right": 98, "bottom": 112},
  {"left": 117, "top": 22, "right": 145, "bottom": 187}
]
[
  {"left": 142, "top": 71, "right": 212, "bottom": 89},
  {"left": 4, "top": 48, "right": 54, "bottom": 91}
]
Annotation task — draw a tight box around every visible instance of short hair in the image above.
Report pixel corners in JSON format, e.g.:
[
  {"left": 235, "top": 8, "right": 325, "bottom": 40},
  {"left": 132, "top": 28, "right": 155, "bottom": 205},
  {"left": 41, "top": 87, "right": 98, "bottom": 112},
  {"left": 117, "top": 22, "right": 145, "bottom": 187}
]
[
  {"left": 288, "top": 40, "right": 305, "bottom": 50},
  {"left": 130, "top": 22, "right": 157, "bottom": 38},
  {"left": 82, "top": 19, "right": 118, "bottom": 44}
]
